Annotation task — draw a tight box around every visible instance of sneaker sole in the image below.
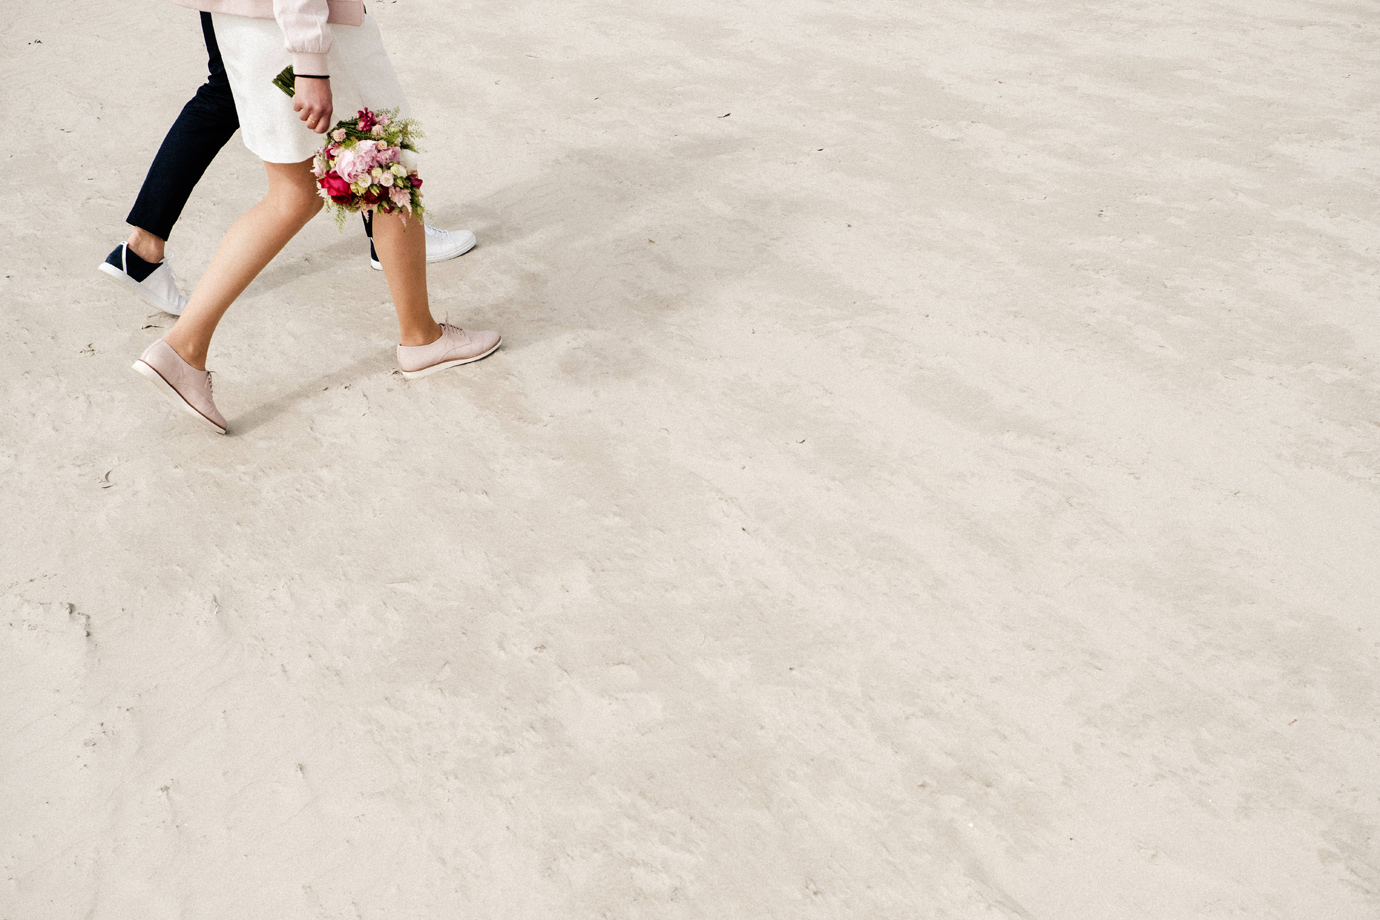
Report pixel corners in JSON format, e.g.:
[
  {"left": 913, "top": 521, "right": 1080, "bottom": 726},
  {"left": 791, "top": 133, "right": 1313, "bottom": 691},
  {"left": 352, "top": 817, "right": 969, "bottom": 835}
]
[
  {"left": 370, "top": 235, "right": 477, "bottom": 271},
  {"left": 399, "top": 336, "right": 502, "bottom": 380},
  {"left": 98, "top": 261, "right": 185, "bottom": 316},
  {"left": 132, "top": 360, "right": 227, "bottom": 434}
]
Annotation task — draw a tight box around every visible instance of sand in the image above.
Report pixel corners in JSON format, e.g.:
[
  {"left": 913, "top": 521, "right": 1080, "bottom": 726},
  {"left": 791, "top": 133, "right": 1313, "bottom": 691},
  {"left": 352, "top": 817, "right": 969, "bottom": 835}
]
[{"left": 2, "top": 0, "right": 1378, "bottom": 916}]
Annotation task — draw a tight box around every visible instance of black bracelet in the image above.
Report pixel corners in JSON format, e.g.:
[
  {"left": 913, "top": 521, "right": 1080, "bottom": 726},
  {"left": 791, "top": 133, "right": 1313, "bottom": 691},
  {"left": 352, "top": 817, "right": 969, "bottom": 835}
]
[{"left": 297, "top": 73, "right": 330, "bottom": 80}]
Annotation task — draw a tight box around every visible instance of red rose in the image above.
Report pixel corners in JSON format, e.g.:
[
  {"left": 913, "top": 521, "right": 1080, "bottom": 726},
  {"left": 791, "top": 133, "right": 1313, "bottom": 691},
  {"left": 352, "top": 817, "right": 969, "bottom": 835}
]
[
  {"left": 411, "top": 175, "right": 423, "bottom": 189},
  {"left": 319, "top": 172, "right": 352, "bottom": 204},
  {"left": 362, "top": 189, "right": 383, "bottom": 205}
]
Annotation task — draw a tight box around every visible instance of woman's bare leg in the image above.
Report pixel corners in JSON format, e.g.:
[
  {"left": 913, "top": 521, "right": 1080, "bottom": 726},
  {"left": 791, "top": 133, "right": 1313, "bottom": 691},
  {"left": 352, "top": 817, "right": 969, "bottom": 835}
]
[
  {"left": 164, "top": 159, "right": 323, "bottom": 369},
  {"left": 372, "top": 211, "right": 442, "bottom": 347}
]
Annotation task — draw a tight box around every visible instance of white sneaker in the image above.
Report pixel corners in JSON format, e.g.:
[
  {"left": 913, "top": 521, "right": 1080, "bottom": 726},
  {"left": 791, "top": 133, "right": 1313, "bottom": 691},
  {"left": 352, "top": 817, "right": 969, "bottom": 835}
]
[
  {"left": 369, "top": 225, "right": 477, "bottom": 270},
  {"left": 98, "top": 243, "right": 188, "bottom": 316}
]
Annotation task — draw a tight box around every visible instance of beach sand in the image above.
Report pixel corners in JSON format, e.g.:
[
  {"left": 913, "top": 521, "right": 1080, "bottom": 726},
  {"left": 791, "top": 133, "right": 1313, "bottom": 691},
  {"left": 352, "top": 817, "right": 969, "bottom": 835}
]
[{"left": 2, "top": 0, "right": 1378, "bottom": 916}]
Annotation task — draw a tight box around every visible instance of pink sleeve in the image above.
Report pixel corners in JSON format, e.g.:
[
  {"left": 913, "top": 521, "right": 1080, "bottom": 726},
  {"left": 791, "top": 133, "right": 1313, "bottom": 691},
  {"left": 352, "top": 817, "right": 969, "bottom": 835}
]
[{"left": 273, "top": 0, "right": 332, "bottom": 76}]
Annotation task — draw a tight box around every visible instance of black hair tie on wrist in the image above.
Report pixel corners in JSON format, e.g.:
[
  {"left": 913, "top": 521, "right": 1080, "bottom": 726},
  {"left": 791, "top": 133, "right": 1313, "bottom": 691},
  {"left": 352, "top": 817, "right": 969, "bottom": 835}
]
[{"left": 297, "top": 73, "right": 329, "bottom": 79}]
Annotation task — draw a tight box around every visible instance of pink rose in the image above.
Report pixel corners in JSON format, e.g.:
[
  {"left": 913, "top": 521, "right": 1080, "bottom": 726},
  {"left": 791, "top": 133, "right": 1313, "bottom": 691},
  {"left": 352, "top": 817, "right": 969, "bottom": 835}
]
[
  {"left": 335, "top": 144, "right": 377, "bottom": 183},
  {"left": 349, "top": 140, "right": 379, "bottom": 173},
  {"left": 330, "top": 149, "right": 353, "bottom": 181}
]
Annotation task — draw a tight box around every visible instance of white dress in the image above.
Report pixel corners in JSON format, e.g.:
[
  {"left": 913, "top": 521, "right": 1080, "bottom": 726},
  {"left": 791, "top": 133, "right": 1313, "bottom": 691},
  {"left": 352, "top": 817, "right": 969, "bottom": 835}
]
[{"left": 211, "top": 11, "right": 411, "bottom": 163}]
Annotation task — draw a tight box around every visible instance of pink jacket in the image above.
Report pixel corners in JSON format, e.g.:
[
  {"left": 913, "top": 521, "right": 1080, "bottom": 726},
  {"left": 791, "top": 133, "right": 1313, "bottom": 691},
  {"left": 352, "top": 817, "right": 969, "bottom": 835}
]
[{"left": 169, "top": 0, "right": 364, "bottom": 75}]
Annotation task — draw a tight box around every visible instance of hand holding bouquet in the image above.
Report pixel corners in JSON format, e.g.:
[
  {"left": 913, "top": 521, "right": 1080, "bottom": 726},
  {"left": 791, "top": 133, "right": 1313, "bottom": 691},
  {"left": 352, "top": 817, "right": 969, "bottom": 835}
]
[{"left": 311, "top": 107, "right": 425, "bottom": 226}]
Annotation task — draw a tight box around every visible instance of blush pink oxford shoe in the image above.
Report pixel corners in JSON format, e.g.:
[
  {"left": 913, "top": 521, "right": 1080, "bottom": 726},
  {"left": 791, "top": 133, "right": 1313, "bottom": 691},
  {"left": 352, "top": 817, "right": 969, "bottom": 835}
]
[
  {"left": 132, "top": 339, "right": 228, "bottom": 434},
  {"left": 396, "top": 323, "right": 501, "bottom": 380}
]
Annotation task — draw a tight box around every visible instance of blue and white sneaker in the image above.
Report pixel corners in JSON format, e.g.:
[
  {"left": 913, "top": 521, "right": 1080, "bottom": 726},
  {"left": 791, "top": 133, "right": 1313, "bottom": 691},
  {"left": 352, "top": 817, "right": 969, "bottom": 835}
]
[{"left": 97, "top": 242, "right": 188, "bottom": 316}]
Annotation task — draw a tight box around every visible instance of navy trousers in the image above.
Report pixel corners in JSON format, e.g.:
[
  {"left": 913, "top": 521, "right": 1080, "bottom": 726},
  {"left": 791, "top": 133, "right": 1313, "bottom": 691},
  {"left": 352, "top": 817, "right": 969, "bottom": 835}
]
[{"left": 126, "top": 13, "right": 240, "bottom": 240}]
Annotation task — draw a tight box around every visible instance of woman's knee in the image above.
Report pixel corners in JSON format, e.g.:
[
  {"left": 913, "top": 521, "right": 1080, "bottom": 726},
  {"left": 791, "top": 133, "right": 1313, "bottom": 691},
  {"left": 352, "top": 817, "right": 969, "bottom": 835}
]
[
  {"left": 264, "top": 161, "right": 324, "bottom": 222},
  {"left": 288, "top": 188, "right": 324, "bottom": 221},
  {"left": 263, "top": 186, "right": 321, "bottom": 225}
]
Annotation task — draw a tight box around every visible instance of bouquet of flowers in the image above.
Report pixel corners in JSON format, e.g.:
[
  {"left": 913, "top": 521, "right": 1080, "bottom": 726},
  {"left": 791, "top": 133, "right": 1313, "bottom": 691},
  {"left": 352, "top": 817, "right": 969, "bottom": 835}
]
[{"left": 311, "top": 107, "right": 425, "bottom": 226}]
